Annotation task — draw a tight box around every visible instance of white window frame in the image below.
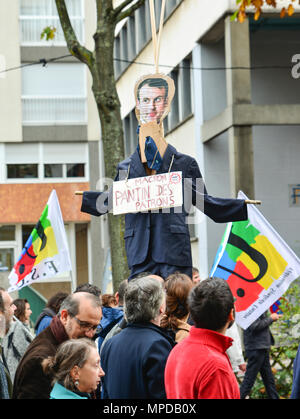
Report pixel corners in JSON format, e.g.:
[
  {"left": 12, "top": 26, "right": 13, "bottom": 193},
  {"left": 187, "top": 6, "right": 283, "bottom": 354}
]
[{"left": 2, "top": 143, "right": 89, "bottom": 184}]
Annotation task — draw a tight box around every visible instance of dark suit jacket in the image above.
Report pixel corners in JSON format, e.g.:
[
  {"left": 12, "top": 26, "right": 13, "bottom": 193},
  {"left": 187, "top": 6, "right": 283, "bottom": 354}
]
[
  {"left": 101, "top": 322, "right": 175, "bottom": 399},
  {"left": 81, "top": 144, "right": 248, "bottom": 268}
]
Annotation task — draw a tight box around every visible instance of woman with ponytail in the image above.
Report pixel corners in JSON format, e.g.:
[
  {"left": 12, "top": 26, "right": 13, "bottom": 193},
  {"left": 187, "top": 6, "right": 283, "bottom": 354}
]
[
  {"left": 42, "top": 338, "right": 105, "bottom": 399},
  {"left": 160, "top": 273, "right": 194, "bottom": 342}
]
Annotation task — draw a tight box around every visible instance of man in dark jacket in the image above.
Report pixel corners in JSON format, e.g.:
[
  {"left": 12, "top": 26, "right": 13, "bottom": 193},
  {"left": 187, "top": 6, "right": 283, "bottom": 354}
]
[
  {"left": 81, "top": 143, "right": 249, "bottom": 280},
  {"left": 12, "top": 292, "right": 102, "bottom": 399},
  {"left": 101, "top": 275, "right": 176, "bottom": 399},
  {"left": 240, "top": 311, "right": 281, "bottom": 399}
]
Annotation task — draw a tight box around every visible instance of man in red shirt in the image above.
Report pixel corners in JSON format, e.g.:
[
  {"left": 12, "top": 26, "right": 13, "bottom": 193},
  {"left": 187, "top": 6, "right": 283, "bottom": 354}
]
[{"left": 164, "top": 277, "right": 239, "bottom": 399}]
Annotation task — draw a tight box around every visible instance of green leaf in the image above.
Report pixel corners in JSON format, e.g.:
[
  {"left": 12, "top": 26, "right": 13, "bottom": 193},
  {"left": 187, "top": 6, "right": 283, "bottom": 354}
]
[{"left": 231, "top": 10, "right": 239, "bottom": 21}]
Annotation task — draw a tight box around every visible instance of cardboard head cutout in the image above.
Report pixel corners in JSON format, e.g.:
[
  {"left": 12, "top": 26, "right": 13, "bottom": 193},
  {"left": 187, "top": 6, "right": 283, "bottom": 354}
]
[
  {"left": 134, "top": 74, "right": 175, "bottom": 164},
  {"left": 134, "top": 73, "right": 175, "bottom": 125}
]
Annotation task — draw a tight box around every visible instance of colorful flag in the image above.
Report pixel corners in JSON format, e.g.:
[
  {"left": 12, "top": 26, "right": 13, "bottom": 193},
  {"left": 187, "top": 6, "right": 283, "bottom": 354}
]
[
  {"left": 8, "top": 190, "right": 72, "bottom": 293},
  {"left": 210, "top": 191, "right": 300, "bottom": 329}
]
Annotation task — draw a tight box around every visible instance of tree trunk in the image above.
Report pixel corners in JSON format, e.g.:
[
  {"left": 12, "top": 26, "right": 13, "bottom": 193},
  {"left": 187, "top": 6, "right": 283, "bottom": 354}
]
[
  {"left": 55, "top": 0, "right": 146, "bottom": 290},
  {"left": 91, "top": 10, "right": 129, "bottom": 290}
]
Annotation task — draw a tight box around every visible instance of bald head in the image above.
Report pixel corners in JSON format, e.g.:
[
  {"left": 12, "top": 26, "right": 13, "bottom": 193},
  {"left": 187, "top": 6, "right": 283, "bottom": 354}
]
[{"left": 148, "top": 274, "right": 165, "bottom": 285}]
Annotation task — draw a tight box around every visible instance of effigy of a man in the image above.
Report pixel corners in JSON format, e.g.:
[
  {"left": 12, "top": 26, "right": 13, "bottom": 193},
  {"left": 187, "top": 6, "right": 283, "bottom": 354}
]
[{"left": 80, "top": 73, "right": 249, "bottom": 280}]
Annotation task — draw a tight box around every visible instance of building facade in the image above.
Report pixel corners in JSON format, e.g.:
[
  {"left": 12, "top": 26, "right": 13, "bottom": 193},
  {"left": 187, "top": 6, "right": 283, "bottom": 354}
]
[
  {"left": 1, "top": 0, "right": 300, "bottom": 308},
  {"left": 115, "top": 0, "right": 300, "bottom": 279},
  {"left": 0, "top": 0, "right": 110, "bottom": 305}
]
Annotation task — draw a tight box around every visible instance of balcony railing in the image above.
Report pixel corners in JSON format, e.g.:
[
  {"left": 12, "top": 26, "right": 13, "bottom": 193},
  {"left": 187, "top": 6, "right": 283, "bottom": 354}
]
[
  {"left": 22, "top": 96, "right": 87, "bottom": 125},
  {"left": 20, "top": 16, "right": 84, "bottom": 45}
]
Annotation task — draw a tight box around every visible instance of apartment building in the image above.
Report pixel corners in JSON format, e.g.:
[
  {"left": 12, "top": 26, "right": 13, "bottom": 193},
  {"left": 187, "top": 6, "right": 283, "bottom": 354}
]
[
  {"left": 1, "top": 0, "right": 300, "bottom": 314},
  {"left": 115, "top": 0, "right": 300, "bottom": 279},
  {"left": 0, "top": 0, "right": 110, "bottom": 307}
]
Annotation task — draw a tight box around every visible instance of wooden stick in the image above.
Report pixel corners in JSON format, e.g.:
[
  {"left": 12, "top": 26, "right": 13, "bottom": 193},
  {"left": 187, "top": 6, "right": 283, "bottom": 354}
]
[
  {"left": 245, "top": 200, "right": 261, "bottom": 205},
  {"left": 75, "top": 191, "right": 83, "bottom": 195}
]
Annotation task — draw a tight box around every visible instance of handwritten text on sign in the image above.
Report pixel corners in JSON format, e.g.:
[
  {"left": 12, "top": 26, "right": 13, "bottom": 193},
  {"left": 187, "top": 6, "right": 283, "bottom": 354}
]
[{"left": 113, "top": 171, "right": 183, "bottom": 215}]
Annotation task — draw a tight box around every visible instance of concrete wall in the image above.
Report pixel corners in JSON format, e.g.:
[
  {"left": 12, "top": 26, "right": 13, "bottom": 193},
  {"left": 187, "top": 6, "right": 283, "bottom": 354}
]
[
  {"left": 199, "top": 27, "right": 300, "bottom": 275},
  {"left": 0, "top": 0, "right": 22, "bottom": 142}
]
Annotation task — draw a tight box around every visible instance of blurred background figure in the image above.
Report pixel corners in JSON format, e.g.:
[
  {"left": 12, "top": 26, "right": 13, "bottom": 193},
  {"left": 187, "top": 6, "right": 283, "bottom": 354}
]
[
  {"left": 192, "top": 267, "right": 201, "bottom": 284},
  {"left": 97, "top": 293, "right": 124, "bottom": 352},
  {"left": 13, "top": 299, "right": 32, "bottom": 330},
  {"left": 34, "top": 292, "right": 68, "bottom": 335}
]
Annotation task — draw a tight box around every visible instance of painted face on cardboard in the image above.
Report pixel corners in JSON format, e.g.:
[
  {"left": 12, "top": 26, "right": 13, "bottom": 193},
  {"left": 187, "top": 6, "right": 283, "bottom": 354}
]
[
  {"left": 135, "top": 75, "right": 174, "bottom": 126},
  {"left": 136, "top": 84, "right": 168, "bottom": 124}
]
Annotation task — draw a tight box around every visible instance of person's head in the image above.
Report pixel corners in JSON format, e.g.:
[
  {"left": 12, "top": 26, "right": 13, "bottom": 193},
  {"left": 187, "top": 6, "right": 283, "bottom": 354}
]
[
  {"left": 0, "top": 288, "right": 16, "bottom": 335},
  {"left": 59, "top": 292, "right": 102, "bottom": 339},
  {"left": 188, "top": 278, "right": 235, "bottom": 334},
  {"left": 136, "top": 77, "right": 169, "bottom": 124},
  {"left": 192, "top": 267, "right": 201, "bottom": 284},
  {"left": 124, "top": 276, "right": 166, "bottom": 325},
  {"left": 13, "top": 298, "right": 32, "bottom": 324},
  {"left": 160, "top": 272, "right": 193, "bottom": 330},
  {"left": 42, "top": 338, "right": 104, "bottom": 394},
  {"left": 74, "top": 283, "right": 101, "bottom": 298},
  {"left": 132, "top": 271, "right": 164, "bottom": 284},
  {"left": 101, "top": 294, "right": 118, "bottom": 308},
  {"left": 115, "top": 279, "right": 128, "bottom": 306},
  {"left": 46, "top": 292, "right": 69, "bottom": 314}
]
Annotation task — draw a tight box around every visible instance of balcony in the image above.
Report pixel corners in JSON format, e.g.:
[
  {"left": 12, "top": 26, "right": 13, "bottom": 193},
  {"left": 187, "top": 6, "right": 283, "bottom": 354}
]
[
  {"left": 22, "top": 95, "right": 87, "bottom": 125},
  {"left": 20, "top": 16, "right": 84, "bottom": 45}
]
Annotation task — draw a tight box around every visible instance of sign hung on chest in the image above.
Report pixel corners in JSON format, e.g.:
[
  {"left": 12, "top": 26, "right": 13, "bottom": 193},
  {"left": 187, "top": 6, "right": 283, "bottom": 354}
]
[{"left": 113, "top": 171, "right": 183, "bottom": 215}]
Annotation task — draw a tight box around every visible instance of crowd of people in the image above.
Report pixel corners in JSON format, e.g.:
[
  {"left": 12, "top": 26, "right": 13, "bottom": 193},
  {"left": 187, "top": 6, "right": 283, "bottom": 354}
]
[{"left": 0, "top": 269, "right": 299, "bottom": 400}]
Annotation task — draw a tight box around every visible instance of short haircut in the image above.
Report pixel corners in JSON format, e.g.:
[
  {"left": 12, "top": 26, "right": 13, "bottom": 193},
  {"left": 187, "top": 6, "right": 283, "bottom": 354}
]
[
  {"left": 74, "top": 283, "right": 101, "bottom": 297},
  {"left": 46, "top": 292, "right": 69, "bottom": 314},
  {"left": 58, "top": 292, "right": 101, "bottom": 317},
  {"left": 124, "top": 276, "right": 164, "bottom": 324},
  {"left": 188, "top": 278, "right": 234, "bottom": 331},
  {"left": 137, "top": 77, "right": 169, "bottom": 101}
]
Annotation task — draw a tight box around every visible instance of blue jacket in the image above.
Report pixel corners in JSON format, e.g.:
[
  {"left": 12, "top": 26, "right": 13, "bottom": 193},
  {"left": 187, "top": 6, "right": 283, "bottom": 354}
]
[
  {"left": 50, "top": 382, "right": 88, "bottom": 399},
  {"left": 101, "top": 322, "right": 176, "bottom": 399},
  {"left": 97, "top": 307, "right": 124, "bottom": 352},
  {"left": 81, "top": 144, "right": 247, "bottom": 269}
]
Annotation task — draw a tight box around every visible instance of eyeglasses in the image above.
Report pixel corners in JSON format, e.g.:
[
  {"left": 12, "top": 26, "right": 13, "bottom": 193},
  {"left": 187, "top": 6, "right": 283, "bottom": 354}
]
[{"left": 70, "top": 314, "right": 100, "bottom": 332}]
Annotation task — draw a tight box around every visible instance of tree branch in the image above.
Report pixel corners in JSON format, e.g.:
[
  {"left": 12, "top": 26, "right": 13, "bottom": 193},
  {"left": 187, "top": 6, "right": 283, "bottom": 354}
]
[
  {"left": 55, "top": 0, "right": 94, "bottom": 69},
  {"left": 114, "top": 0, "right": 146, "bottom": 23}
]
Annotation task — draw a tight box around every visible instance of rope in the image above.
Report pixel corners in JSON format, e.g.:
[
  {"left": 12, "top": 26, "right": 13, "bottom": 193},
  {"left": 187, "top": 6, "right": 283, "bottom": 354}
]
[{"left": 149, "top": 0, "right": 166, "bottom": 73}]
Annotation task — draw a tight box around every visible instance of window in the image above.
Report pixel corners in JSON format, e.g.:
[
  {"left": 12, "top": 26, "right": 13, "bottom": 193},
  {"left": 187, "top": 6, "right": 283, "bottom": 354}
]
[
  {"left": 44, "top": 164, "right": 63, "bottom": 178},
  {"left": 22, "top": 225, "right": 35, "bottom": 248},
  {"left": 21, "top": 63, "right": 87, "bottom": 125},
  {"left": 20, "top": 0, "right": 84, "bottom": 45},
  {"left": 7, "top": 164, "right": 38, "bottom": 179},
  {"left": 4, "top": 143, "right": 88, "bottom": 182},
  {"left": 67, "top": 163, "right": 85, "bottom": 177},
  {"left": 0, "top": 226, "right": 15, "bottom": 241},
  {"left": 114, "top": 0, "right": 183, "bottom": 79},
  {"left": 0, "top": 249, "right": 14, "bottom": 271},
  {"left": 123, "top": 109, "right": 138, "bottom": 156}
]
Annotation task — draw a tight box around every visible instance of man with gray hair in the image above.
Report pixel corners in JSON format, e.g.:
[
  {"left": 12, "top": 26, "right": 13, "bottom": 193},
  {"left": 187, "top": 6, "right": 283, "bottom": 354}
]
[
  {"left": 101, "top": 275, "right": 175, "bottom": 399},
  {"left": 13, "top": 292, "right": 102, "bottom": 399}
]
